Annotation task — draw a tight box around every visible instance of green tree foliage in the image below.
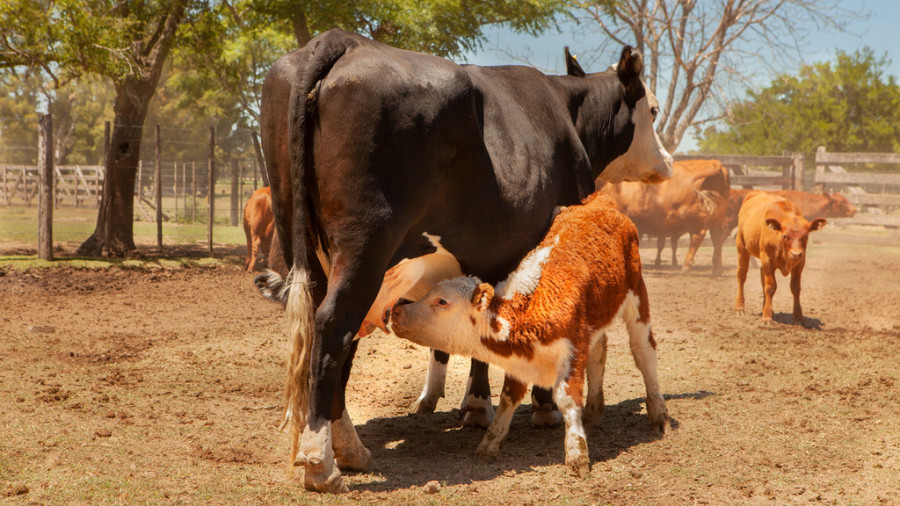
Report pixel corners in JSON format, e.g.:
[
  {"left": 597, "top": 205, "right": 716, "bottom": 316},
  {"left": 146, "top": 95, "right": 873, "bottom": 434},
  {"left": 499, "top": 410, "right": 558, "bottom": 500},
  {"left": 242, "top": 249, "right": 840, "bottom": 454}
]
[
  {"left": 251, "top": 0, "right": 563, "bottom": 55},
  {"left": 698, "top": 48, "right": 900, "bottom": 158}
]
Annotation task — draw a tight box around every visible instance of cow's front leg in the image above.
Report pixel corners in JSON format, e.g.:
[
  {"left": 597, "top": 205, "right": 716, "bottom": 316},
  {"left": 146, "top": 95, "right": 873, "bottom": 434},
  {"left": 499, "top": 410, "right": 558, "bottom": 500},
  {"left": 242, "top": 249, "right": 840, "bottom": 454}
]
[
  {"left": 670, "top": 234, "right": 680, "bottom": 267},
  {"left": 412, "top": 349, "right": 449, "bottom": 414},
  {"left": 531, "top": 386, "right": 562, "bottom": 427},
  {"left": 682, "top": 232, "right": 704, "bottom": 272},
  {"left": 460, "top": 359, "right": 494, "bottom": 427},
  {"left": 476, "top": 376, "right": 526, "bottom": 459},
  {"left": 553, "top": 378, "right": 589, "bottom": 477},
  {"left": 734, "top": 246, "right": 751, "bottom": 313},
  {"left": 789, "top": 263, "right": 805, "bottom": 325},
  {"left": 654, "top": 236, "right": 665, "bottom": 266}
]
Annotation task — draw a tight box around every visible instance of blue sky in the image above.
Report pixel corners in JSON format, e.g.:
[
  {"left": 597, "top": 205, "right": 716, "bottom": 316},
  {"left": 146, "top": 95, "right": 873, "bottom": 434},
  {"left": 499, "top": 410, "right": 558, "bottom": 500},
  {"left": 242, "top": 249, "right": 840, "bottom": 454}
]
[{"left": 457, "top": 0, "right": 900, "bottom": 152}]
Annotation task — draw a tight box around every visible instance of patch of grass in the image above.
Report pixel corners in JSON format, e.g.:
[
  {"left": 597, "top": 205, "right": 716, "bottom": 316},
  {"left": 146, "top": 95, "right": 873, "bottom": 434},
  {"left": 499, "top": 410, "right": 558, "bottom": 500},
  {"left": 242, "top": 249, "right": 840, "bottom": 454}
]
[{"left": 0, "top": 255, "right": 236, "bottom": 271}]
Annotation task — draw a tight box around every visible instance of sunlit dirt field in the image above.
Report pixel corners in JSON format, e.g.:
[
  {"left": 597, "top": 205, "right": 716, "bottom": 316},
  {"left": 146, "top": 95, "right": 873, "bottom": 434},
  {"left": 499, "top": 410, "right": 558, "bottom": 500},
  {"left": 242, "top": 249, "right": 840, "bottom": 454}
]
[{"left": 1, "top": 234, "right": 898, "bottom": 504}]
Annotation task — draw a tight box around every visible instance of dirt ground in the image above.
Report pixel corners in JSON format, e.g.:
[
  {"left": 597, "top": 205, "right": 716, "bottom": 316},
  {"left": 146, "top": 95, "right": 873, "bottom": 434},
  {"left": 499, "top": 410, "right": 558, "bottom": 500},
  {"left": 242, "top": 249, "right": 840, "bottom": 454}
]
[{"left": 1, "top": 234, "right": 898, "bottom": 504}]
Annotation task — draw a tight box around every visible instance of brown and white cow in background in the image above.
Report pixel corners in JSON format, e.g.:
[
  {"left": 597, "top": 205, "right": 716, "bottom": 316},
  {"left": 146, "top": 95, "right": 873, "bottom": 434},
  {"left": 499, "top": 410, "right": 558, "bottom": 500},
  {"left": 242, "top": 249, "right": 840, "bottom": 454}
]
[
  {"left": 600, "top": 159, "right": 730, "bottom": 275},
  {"left": 243, "top": 187, "right": 275, "bottom": 272},
  {"left": 734, "top": 191, "right": 826, "bottom": 325},
  {"left": 390, "top": 194, "right": 670, "bottom": 476}
]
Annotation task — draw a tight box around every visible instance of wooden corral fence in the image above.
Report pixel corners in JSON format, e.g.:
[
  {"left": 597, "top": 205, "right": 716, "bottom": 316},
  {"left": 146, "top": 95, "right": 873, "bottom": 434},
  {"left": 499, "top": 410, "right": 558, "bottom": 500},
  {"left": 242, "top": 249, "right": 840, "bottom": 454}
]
[
  {"left": 815, "top": 146, "right": 900, "bottom": 228},
  {"left": 673, "top": 152, "right": 803, "bottom": 191},
  {"left": 1, "top": 164, "right": 104, "bottom": 207}
]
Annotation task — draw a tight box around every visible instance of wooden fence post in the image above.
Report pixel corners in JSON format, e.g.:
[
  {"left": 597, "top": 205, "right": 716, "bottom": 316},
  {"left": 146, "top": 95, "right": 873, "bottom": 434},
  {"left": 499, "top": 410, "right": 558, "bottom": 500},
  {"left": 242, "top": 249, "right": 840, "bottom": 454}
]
[
  {"left": 2, "top": 165, "right": 7, "bottom": 205},
  {"left": 208, "top": 126, "right": 215, "bottom": 254},
  {"left": 38, "top": 114, "right": 53, "bottom": 260},
  {"left": 251, "top": 130, "right": 268, "bottom": 187},
  {"left": 792, "top": 153, "right": 804, "bottom": 191},
  {"left": 192, "top": 161, "right": 197, "bottom": 223},
  {"left": 230, "top": 158, "right": 239, "bottom": 226},
  {"left": 155, "top": 124, "right": 163, "bottom": 250},
  {"left": 174, "top": 162, "right": 179, "bottom": 222},
  {"left": 181, "top": 160, "right": 186, "bottom": 221}
]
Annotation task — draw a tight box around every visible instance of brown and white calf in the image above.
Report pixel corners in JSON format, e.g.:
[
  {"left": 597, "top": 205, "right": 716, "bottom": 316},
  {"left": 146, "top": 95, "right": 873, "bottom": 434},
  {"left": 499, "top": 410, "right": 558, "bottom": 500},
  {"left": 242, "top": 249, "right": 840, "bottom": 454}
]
[
  {"left": 390, "top": 194, "right": 669, "bottom": 476},
  {"left": 734, "top": 191, "right": 826, "bottom": 324}
]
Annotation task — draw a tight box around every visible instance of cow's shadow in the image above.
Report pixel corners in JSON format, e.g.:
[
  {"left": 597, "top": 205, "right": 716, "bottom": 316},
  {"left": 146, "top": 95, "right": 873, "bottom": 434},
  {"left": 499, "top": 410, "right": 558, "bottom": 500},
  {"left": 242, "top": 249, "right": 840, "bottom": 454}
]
[
  {"left": 771, "top": 313, "right": 824, "bottom": 329},
  {"left": 349, "top": 390, "right": 713, "bottom": 492}
]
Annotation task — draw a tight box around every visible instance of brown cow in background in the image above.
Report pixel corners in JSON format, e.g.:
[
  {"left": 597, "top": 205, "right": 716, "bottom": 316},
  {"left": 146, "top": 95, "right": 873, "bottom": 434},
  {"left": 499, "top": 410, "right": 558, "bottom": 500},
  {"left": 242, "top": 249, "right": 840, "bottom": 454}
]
[
  {"left": 734, "top": 191, "right": 826, "bottom": 325},
  {"left": 769, "top": 190, "right": 857, "bottom": 220},
  {"left": 243, "top": 187, "right": 275, "bottom": 272},
  {"left": 600, "top": 159, "right": 730, "bottom": 275}
]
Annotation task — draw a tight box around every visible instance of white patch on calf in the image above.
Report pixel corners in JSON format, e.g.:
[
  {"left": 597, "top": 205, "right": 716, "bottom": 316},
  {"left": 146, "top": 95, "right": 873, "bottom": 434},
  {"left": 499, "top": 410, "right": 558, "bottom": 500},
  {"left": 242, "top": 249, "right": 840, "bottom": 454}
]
[
  {"left": 553, "top": 380, "right": 589, "bottom": 475},
  {"left": 495, "top": 236, "right": 558, "bottom": 299},
  {"left": 413, "top": 354, "right": 447, "bottom": 413}
]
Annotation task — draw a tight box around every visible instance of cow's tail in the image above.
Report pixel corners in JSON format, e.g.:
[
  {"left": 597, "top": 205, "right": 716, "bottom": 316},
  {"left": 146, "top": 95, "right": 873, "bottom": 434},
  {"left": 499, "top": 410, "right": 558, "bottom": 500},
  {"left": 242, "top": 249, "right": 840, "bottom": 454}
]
[{"left": 280, "top": 31, "right": 358, "bottom": 465}]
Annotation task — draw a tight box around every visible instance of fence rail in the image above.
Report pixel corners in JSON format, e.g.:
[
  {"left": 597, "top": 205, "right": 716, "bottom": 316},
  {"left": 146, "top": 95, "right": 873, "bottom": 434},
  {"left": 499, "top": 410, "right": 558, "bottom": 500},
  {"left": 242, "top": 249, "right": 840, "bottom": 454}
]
[
  {"left": 815, "top": 146, "right": 900, "bottom": 228},
  {"left": 674, "top": 153, "right": 803, "bottom": 191}
]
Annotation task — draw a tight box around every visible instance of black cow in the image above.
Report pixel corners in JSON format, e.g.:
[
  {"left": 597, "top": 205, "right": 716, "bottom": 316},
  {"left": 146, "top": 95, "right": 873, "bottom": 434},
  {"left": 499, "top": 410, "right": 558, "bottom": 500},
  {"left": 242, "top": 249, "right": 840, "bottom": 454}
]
[{"left": 257, "top": 29, "right": 672, "bottom": 493}]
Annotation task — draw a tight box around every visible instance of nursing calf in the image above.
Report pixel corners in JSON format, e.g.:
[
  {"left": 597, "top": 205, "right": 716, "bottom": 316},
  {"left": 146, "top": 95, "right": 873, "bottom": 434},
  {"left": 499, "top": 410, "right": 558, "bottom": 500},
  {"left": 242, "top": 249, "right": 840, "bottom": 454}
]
[
  {"left": 390, "top": 194, "right": 669, "bottom": 476},
  {"left": 734, "top": 192, "right": 826, "bottom": 324}
]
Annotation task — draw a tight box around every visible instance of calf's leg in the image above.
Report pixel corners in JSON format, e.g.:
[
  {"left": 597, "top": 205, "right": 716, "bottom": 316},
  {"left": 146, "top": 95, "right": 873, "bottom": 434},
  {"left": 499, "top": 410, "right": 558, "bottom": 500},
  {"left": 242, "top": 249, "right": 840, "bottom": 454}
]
[
  {"left": 475, "top": 376, "right": 527, "bottom": 458},
  {"left": 554, "top": 376, "right": 590, "bottom": 477},
  {"left": 734, "top": 245, "right": 751, "bottom": 313},
  {"left": 681, "top": 232, "right": 704, "bottom": 272},
  {"left": 760, "top": 263, "right": 777, "bottom": 322},
  {"left": 623, "top": 289, "right": 669, "bottom": 434},
  {"left": 583, "top": 330, "right": 608, "bottom": 423},
  {"left": 790, "top": 263, "right": 805, "bottom": 325}
]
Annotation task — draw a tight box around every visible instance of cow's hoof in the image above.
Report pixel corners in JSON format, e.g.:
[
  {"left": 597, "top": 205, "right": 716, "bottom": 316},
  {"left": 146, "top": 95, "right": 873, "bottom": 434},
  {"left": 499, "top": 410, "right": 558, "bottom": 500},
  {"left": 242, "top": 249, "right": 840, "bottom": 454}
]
[
  {"left": 460, "top": 399, "right": 494, "bottom": 428},
  {"left": 582, "top": 402, "right": 605, "bottom": 424},
  {"left": 335, "top": 447, "right": 374, "bottom": 473},
  {"left": 566, "top": 454, "right": 591, "bottom": 478},
  {"left": 302, "top": 459, "right": 348, "bottom": 494},
  {"left": 412, "top": 395, "right": 439, "bottom": 415},
  {"left": 531, "top": 403, "right": 562, "bottom": 427}
]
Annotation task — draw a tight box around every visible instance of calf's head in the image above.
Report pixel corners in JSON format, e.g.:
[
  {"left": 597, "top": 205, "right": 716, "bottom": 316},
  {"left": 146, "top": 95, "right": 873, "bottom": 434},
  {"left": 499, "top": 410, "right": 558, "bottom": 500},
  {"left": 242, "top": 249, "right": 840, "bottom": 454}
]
[
  {"left": 765, "top": 207, "right": 827, "bottom": 263},
  {"left": 389, "top": 277, "right": 495, "bottom": 349}
]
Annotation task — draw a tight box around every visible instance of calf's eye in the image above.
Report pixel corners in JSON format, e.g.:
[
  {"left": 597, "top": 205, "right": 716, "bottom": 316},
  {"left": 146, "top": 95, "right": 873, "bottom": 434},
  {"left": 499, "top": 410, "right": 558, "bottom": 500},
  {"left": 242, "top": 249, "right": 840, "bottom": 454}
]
[{"left": 435, "top": 298, "right": 448, "bottom": 307}]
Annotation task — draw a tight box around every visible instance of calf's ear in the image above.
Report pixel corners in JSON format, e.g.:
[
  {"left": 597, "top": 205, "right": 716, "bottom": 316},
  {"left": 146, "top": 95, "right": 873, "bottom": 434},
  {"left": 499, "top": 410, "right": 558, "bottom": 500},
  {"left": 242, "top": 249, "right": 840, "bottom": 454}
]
[
  {"left": 808, "top": 218, "right": 827, "bottom": 232},
  {"left": 765, "top": 218, "right": 782, "bottom": 232},
  {"left": 471, "top": 283, "right": 495, "bottom": 312},
  {"left": 565, "top": 47, "right": 586, "bottom": 78}
]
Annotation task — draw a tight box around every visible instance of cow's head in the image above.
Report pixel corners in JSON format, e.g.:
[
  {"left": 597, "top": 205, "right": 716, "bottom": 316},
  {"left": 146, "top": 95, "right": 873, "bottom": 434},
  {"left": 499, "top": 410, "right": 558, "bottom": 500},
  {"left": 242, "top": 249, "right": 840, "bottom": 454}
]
[
  {"left": 389, "top": 276, "right": 493, "bottom": 349},
  {"left": 765, "top": 209, "right": 827, "bottom": 264},
  {"left": 825, "top": 192, "right": 857, "bottom": 218},
  {"left": 571, "top": 46, "right": 672, "bottom": 184}
]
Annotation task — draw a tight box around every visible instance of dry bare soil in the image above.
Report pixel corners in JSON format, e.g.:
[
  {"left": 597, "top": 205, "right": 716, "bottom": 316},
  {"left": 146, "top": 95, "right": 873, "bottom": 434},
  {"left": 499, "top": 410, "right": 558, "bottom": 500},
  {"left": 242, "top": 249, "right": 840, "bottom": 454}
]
[{"left": 1, "top": 237, "right": 898, "bottom": 504}]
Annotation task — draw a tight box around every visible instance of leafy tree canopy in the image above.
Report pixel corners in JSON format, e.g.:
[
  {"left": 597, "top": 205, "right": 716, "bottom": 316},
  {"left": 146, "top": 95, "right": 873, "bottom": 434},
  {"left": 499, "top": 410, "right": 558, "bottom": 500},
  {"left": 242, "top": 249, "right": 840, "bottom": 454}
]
[{"left": 697, "top": 47, "right": 900, "bottom": 159}]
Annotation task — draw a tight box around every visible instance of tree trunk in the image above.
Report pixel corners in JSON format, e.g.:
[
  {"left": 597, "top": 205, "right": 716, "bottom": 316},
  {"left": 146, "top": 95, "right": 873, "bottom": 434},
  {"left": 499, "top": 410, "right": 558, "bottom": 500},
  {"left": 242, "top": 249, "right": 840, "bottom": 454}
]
[
  {"left": 76, "top": 79, "right": 154, "bottom": 256},
  {"left": 292, "top": 12, "right": 311, "bottom": 47}
]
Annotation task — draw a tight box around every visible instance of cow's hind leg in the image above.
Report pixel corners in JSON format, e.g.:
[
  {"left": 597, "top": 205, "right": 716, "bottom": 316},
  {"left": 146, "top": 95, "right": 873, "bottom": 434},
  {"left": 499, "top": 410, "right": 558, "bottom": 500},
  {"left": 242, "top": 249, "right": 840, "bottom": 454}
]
[
  {"left": 622, "top": 288, "right": 669, "bottom": 434},
  {"left": 412, "top": 349, "right": 449, "bottom": 414},
  {"left": 475, "top": 376, "right": 526, "bottom": 459},
  {"left": 299, "top": 250, "right": 390, "bottom": 493},
  {"left": 332, "top": 340, "right": 374, "bottom": 472},
  {"left": 461, "top": 359, "right": 494, "bottom": 427},
  {"left": 583, "top": 329, "right": 608, "bottom": 424}
]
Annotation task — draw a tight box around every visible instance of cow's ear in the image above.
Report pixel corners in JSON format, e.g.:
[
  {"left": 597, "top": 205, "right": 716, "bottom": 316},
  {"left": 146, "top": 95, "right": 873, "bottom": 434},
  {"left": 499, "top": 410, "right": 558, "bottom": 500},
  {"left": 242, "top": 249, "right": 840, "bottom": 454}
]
[
  {"left": 765, "top": 218, "right": 782, "bottom": 232},
  {"left": 616, "top": 46, "right": 643, "bottom": 84},
  {"left": 471, "top": 283, "right": 495, "bottom": 312},
  {"left": 565, "top": 47, "right": 586, "bottom": 78},
  {"left": 808, "top": 218, "right": 827, "bottom": 232}
]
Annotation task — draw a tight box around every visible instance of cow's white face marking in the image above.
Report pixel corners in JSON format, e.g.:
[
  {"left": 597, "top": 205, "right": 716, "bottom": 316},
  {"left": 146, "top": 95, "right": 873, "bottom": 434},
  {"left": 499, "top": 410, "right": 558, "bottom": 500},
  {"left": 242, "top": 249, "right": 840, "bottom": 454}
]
[
  {"left": 495, "top": 236, "right": 558, "bottom": 300},
  {"left": 601, "top": 84, "right": 673, "bottom": 184}
]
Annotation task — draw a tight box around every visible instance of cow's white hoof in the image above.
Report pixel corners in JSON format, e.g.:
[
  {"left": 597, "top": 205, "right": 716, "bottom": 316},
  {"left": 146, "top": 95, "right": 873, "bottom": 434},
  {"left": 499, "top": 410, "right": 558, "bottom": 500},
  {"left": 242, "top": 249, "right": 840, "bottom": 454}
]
[
  {"left": 303, "top": 459, "right": 348, "bottom": 494},
  {"left": 531, "top": 403, "right": 562, "bottom": 427},
  {"left": 412, "top": 395, "right": 439, "bottom": 414},
  {"left": 460, "top": 397, "right": 494, "bottom": 427},
  {"left": 566, "top": 453, "right": 591, "bottom": 478},
  {"left": 335, "top": 446, "right": 374, "bottom": 473}
]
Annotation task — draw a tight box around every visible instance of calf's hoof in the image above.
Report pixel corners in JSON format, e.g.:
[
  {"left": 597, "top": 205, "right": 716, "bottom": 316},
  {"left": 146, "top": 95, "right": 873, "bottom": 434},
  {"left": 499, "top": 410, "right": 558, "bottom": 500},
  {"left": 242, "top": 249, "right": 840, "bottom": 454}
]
[
  {"left": 566, "top": 454, "right": 591, "bottom": 478},
  {"left": 531, "top": 403, "right": 562, "bottom": 427}
]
